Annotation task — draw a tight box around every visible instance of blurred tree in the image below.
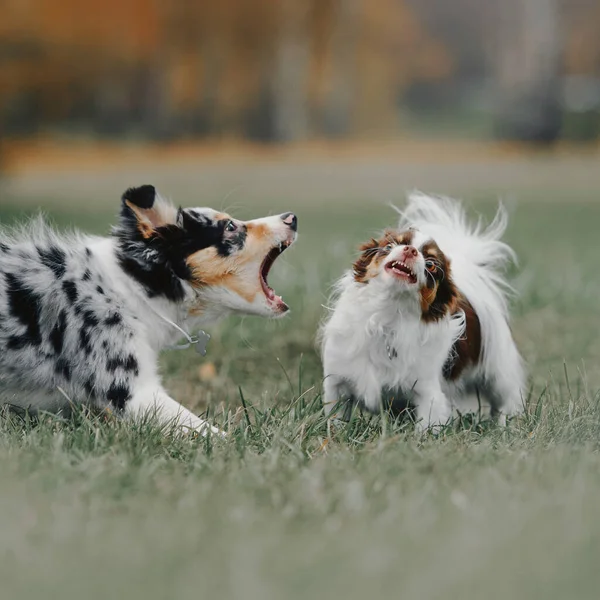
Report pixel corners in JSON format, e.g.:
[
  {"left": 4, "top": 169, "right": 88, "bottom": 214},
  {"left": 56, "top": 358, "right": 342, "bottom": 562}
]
[
  {"left": 321, "top": 0, "right": 360, "bottom": 136},
  {"left": 270, "top": 0, "right": 310, "bottom": 141},
  {"left": 492, "top": 0, "right": 563, "bottom": 143},
  {"left": 562, "top": 0, "right": 600, "bottom": 141},
  {"left": 0, "top": 0, "right": 477, "bottom": 142}
]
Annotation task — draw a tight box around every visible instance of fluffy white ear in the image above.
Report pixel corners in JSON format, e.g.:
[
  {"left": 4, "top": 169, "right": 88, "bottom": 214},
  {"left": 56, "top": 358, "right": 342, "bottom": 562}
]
[{"left": 121, "top": 185, "right": 178, "bottom": 237}]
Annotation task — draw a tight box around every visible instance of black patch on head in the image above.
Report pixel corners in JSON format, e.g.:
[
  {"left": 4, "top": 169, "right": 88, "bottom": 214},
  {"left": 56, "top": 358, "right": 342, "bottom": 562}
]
[
  {"left": 85, "top": 248, "right": 92, "bottom": 258},
  {"left": 107, "top": 383, "right": 131, "bottom": 410},
  {"left": 49, "top": 310, "right": 68, "bottom": 354},
  {"left": 5, "top": 273, "right": 42, "bottom": 347},
  {"left": 37, "top": 246, "right": 67, "bottom": 279},
  {"left": 106, "top": 354, "right": 139, "bottom": 375},
  {"left": 0, "top": 243, "right": 9, "bottom": 253},
  {"left": 105, "top": 312, "right": 122, "bottom": 326},
  {"left": 179, "top": 211, "right": 245, "bottom": 258},
  {"left": 215, "top": 220, "right": 248, "bottom": 257},
  {"left": 123, "top": 185, "right": 156, "bottom": 209},
  {"left": 113, "top": 187, "right": 245, "bottom": 301},
  {"left": 82, "top": 269, "right": 92, "bottom": 281},
  {"left": 62, "top": 280, "right": 78, "bottom": 304},
  {"left": 96, "top": 285, "right": 104, "bottom": 295},
  {"left": 79, "top": 328, "right": 92, "bottom": 355}
]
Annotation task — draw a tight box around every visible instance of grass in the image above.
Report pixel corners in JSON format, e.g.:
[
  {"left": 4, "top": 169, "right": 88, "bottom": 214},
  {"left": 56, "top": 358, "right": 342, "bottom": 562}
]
[{"left": 2, "top": 174, "right": 600, "bottom": 599}]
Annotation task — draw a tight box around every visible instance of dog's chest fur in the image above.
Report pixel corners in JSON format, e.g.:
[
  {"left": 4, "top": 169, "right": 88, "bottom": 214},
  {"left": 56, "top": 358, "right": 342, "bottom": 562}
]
[{"left": 322, "top": 276, "right": 462, "bottom": 410}]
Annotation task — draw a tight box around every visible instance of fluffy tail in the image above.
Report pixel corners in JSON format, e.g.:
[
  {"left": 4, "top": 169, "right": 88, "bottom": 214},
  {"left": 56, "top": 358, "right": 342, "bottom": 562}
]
[
  {"left": 396, "top": 192, "right": 524, "bottom": 390},
  {"left": 396, "top": 192, "right": 517, "bottom": 311},
  {"left": 398, "top": 191, "right": 515, "bottom": 271}
]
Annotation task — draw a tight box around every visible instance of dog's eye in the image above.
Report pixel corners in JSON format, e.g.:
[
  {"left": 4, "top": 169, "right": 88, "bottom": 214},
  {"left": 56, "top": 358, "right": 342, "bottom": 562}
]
[
  {"left": 425, "top": 261, "right": 437, "bottom": 273},
  {"left": 225, "top": 220, "right": 236, "bottom": 232},
  {"left": 384, "top": 244, "right": 393, "bottom": 252}
]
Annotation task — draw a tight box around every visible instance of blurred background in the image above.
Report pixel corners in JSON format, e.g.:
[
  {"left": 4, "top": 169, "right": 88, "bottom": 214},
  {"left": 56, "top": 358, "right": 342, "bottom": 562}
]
[
  {"left": 0, "top": 0, "right": 599, "bottom": 210},
  {"left": 4, "top": 6, "right": 600, "bottom": 597},
  {"left": 1, "top": 0, "right": 599, "bottom": 150}
]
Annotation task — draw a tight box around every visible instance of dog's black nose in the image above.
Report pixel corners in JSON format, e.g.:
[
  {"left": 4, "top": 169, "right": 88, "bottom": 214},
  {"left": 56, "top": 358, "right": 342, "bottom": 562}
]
[{"left": 281, "top": 212, "right": 297, "bottom": 231}]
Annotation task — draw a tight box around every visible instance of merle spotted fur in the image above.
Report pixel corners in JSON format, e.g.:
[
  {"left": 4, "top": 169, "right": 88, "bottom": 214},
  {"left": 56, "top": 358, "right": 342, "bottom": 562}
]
[{"left": 0, "top": 186, "right": 269, "bottom": 434}]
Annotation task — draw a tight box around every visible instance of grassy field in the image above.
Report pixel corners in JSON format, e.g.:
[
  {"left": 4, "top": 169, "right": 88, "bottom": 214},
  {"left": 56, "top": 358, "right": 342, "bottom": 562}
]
[{"left": 2, "top": 159, "right": 600, "bottom": 599}]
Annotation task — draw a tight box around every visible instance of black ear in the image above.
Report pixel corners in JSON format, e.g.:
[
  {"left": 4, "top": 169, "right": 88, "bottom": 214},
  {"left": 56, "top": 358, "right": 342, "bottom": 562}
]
[
  {"left": 122, "top": 185, "right": 156, "bottom": 209},
  {"left": 120, "top": 185, "right": 177, "bottom": 236}
]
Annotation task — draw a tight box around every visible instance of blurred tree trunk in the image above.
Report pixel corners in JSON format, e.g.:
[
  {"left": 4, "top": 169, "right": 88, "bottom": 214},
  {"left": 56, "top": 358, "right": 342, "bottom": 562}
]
[
  {"left": 322, "top": 0, "right": 360, "bottom": 136},
  {"left": 493, "top": 0, "right": 563, "bottom": 143},
  {"left": 197, "top": 34, "right": 225, "bottom": 136},
  {"left": 270, "top": 0, "right": 310, "bottom": 142},
  {"left": 138, "top": 62, "right": 174, "bottom": 140}
]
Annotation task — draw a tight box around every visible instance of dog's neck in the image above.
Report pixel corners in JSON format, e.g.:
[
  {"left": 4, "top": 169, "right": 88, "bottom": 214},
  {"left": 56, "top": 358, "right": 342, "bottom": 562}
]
[
  {"left": 112, "top": 221, "right": 189, "bottom": 304},
  {"left": 91, "top": 238, "right": 219, "bottom": 352},
  {"left": 345, "top": 275, "right": 423, "bottom": 330},
  {"left": 138, "top": 286, "right": 228, "bottom": 352}
]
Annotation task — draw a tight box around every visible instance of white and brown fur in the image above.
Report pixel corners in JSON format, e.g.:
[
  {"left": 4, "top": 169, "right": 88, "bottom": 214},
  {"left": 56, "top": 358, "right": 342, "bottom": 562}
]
[
  {"left": 320, "top": 193, "right": 525, "bottom": 431},
  {"left": 0, "top": 185, "right": 297, "bottom": 435}
]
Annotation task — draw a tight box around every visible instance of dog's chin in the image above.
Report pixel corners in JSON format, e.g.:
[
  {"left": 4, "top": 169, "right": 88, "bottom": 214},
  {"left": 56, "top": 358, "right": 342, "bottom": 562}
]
[
  {"left": 253, "top": 295, "right": 290, "bottom": 319},
  {"left": 267, "top": 304, "right": 290, "bottom": 319},
  {"left": 188, "top": 235, "right": 295, "bottom": 320},
  {"left": 379, "top": 271, "right": 420, "bottom": 292}
]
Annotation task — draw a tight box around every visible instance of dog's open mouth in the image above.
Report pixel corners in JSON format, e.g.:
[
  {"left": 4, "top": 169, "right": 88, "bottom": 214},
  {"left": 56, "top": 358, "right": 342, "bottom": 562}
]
[
  {"left": 260, "top": 241, "right": 292, "bottom": 311},
  {"left": 385, "top": 260, "right": 418, "bottom": 284}
]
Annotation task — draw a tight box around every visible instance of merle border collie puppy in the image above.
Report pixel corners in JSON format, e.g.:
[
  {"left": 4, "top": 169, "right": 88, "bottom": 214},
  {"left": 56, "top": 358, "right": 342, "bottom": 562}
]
[
  {"left": 0, "top": 185, "right": 297, "bottom": 435},
  {"left": 320, "top": 193, "right": 525, "bottom": 432}
]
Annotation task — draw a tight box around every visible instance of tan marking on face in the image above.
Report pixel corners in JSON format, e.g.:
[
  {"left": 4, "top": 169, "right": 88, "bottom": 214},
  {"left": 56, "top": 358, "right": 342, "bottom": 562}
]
[
  {"left": 185, "top": 221, "right": 280, "bottom": 306},
  {"left": 125, "top": 199, "right": 178, "bottom": 239},
  {"left": 213, "top": 212, "right": 231, "bottom": 222},
  {"left": 187, "top": 250, "right": 259, "bottom": 303},
  {"left": 419, "top": 284, "right": 438, "bottom": 313},
  {"left": 353, "top": 229, "right": 414, "bottom": 283},
  {"left": 422, "top": 244, "right": 440, "bottom": 261},
  {"left": 246, "top": 222, "right": 271, "bottom": 241}
]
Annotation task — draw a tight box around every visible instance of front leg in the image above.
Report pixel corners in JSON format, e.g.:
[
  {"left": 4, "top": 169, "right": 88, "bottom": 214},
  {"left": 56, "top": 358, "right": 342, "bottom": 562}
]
[
  {"left": 323, "top": 375, "right": 357, "bottom": 420},
  {"left": 124, "top": 384, "right": 223, "bottom": 437},
  {"left": 413, "top": 382, "right": 452, "bottom": 434}
]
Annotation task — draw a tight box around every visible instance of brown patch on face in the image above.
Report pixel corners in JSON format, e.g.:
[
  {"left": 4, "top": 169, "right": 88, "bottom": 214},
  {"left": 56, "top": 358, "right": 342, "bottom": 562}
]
[
  {"left": 419, "top": 240, "right": 458, "bottom": 322},
  {"left": 185, "top": 219, "right": 281, "bottom": 307},
  {"left": 353, "top": 229, "right": 414, "bottom": 283},
  {"left": 186, "top": 270, "right": 267, "bottom": 315},
  {"left": 185, "top": 248, "right": 255, "bottom": 302},
  {"left": 246, "top": 221, "right": 271, "bottom": 241},
  {"left": 444, "top": 294, "right": 482, "bottom": 380},
  {"left": 125, "top": 198, "right": 178, "bottom": 239}
]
